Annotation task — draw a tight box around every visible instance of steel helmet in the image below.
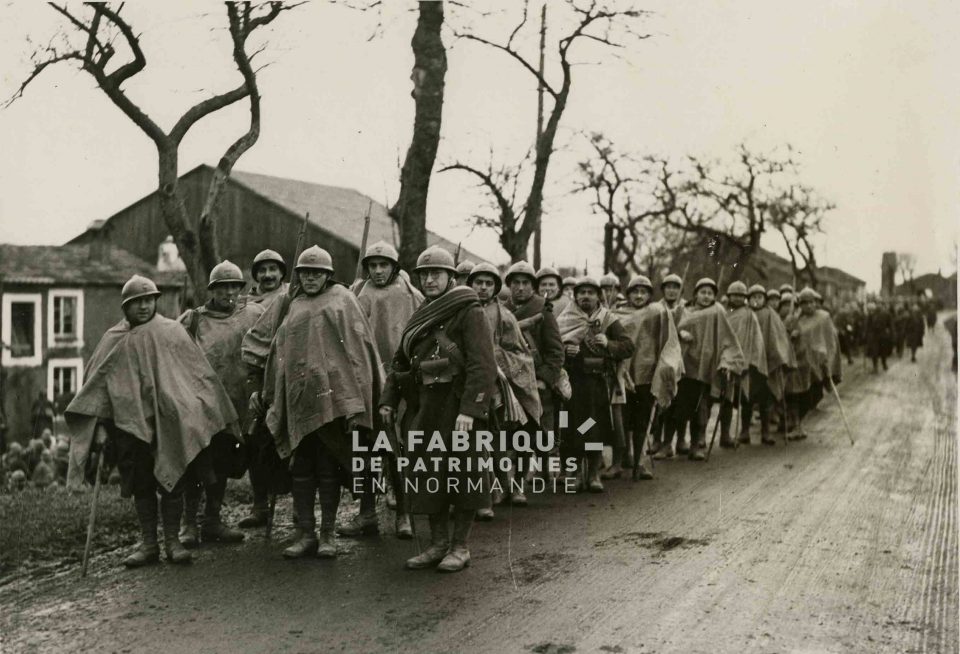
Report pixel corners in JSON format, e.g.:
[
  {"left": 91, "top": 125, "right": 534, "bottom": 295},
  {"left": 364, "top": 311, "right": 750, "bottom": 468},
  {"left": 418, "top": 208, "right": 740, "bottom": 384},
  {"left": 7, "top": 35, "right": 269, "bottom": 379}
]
[
  {"left": 121, "top": 275, "right": 161, "bottom": 306},
  {"left": 504, "top": 261, "right": 537, "bottom": 286},
  {"left": 747, "top": 283, "right": 766, "bottom": 297},
  {"left": 574, "top": 276, "right": 602, "bottom": 293},
  {"left": 726, "top": 281, "right": 748, "bottom": 297},
  {"left": 694, "top": 277, "right": 718, "bottom": 294},
  {"left": 467, "top": 262, "right": 503, "bottom": 295},
  {"left": 766, "top": 288, "right": 781, "bottom": 299},
  {"left": 600, "top": 273, "right": 620, "bottom": 288},
  {"left": 295, "top": 245, "right": 334, "bottom": 272},
  {"left": 811, "top": 289, "right": 823, "bottom": 301},
  {"left": 661, "top": 273, "right": 683, "bottom": 288},
  {"left": 455, "top": 260, "right": 475, "bottom": 276},
  {"left": 797, "top": 287, "right": 818, "bottom": 303},
  {"left": 627, "top": 275, "right": 654, "bottom": 292},
  {"left": 362, "top": 240, "right": 399, "bottom": 267},
  {"left": 779, "top": 283, "right": 795, "bottom": 294},
  {"left": 536, "top": 266, "right": 562, "bottom": 285},
  {"left": 562, "top": 276, "right": 577, "bottom": 288},
  {"left": 415, "top": 246, "right": 458, "bottom": 274},
  {"left": 251, "top": 249, "right": 287, "bottom": 279},
  {"left": 207, "top": 260, "right": 245, "bottom": 289}
]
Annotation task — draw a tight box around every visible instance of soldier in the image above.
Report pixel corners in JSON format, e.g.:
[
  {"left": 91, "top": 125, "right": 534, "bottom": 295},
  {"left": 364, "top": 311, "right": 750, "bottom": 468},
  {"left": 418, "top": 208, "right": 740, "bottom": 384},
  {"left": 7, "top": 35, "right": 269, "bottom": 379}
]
[
  {"left": 617, "top": 275, "right": 683, "bottom": 480},
  {"left": 255, "top": 246, "right": 383, "bottom": 560},
  {"left": 778, "top": 284, "right": 796, "bottom": 324},
  {"left": 505, "top": 262, "right": 566, "bottom": 489},
  {"left": 349, "top": 240, "right": 422, "bottom": 538},
  {"left": 904, "top": 302, "right": 926, "bottom": 363},
  {"left": 675, "top": 278, "right": 745, "bottom": 460},
  {"left": 248, "top": 249, "right": 289, "bottom": 306},
  {"left": 536, "top": 266, "right": 570, "bottom": 315},
  {"left": 469, "top": 263, "right": 541, "bottom": 514},
  {"left": 380, "top": 246, "right": 497, "bottom": 573},
  {"left": 600, "top": 273, "right": 621, "bottom": 309},
  {"left": 556, "top": 277, "right": 635, "bottom": 491},
  {"left": 455, "top": 260, "right": 475, "bottom": 287},
  {"left": 651, "top": 273, "right": 688, "bottom": 459},
  {"left": 65, "top": 276, "right": 239, "bottom": 568},
  {"left": 766, "top": 288, "right": 781, "bottom": 313},
  {"left": 597, "top": 273, "right": 628, "bottom": 476},
  {"left": 178, "top": 261, "right": 264, "bottom": 547},
  {"left": 561, "top": 276, "right": 577, "bottom": 300},
  {"left": 862, "top": 301, "right": 894, "bottom": 372},
  {"left": 718, "top": 281, "right": 764, "bottom": 449},
  {"left": 239, "top": 249, "right": 289, "bottom": 529},
  {"left": 785, "top": 288, "right": 842, "bottom": 439},
  {"left": 834, "top": 301, "right": 860, "bottom": 365},
  {"left": 741, "top": 284, "right": 795, "bottom": 445}
]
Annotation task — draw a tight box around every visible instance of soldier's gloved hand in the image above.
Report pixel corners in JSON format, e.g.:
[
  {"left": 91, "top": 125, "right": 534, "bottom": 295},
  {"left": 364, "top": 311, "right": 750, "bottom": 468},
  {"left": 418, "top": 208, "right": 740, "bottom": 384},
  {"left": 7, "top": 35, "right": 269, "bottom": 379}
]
[
  {"left": 454, "top": 413, "right": 474, "bottom": 432},
  {"left": 593, "top": 333, "right": 609, "bottom": 348},
  {"left": 564, "top": 343, "right": 580, "bottom": 357},
  {"left": 679, "top": 330, "right": 693, "bottom": 343},
  {"left": 379, "top": 406, "right": 395, "bottom": 425}
]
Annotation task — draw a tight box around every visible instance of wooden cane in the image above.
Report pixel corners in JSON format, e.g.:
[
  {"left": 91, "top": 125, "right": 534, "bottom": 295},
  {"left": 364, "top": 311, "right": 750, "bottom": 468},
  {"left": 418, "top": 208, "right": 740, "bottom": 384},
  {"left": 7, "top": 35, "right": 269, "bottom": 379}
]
[
  {"left": 80, "top": 453, "right": 105, "bottom": 578},
  {"left": 826, "top": 375, "right": 856, "bottom": 445}
]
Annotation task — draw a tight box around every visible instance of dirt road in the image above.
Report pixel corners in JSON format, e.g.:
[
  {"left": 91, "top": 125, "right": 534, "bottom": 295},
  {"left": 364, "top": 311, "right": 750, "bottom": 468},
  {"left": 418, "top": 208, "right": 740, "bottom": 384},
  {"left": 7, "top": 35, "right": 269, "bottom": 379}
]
[{"left": 2, "top": 319, "right": 956, "bottom": 654}]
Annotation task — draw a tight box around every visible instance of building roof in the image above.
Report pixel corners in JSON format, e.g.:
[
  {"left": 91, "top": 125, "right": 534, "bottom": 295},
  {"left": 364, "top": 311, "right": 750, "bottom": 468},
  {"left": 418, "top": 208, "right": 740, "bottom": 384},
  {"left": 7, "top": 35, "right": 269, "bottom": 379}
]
[
  {"left": 0, "top": 243, "right": 184, "bottom": 288},
  {"left": 817, "top": 265, "right": 866, "bottom": 287},
  {"left": 228, "top": 168, "right": 487, "bottom": 264}
]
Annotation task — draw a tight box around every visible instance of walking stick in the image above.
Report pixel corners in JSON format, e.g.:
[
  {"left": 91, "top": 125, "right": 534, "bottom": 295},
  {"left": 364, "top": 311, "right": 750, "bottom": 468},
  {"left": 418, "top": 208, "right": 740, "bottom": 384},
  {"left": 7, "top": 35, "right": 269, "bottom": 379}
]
[
  {"left": 81, "top": 452, "right": 105, "bottom": 578},
  {"left": 826, "top": 373, "right": 856, "bottom": 445},
  {"left": 779, "top": 368, "right": 789, "bottom": 447},
  {"left": 265, "top": 492, "right": 276, "bottom": 541},
  {"left": 705, "top": 403, "right": 722, "bottom": 462},
  {"left": 646, "top": 402, "right": 658, "bottom": 470}
]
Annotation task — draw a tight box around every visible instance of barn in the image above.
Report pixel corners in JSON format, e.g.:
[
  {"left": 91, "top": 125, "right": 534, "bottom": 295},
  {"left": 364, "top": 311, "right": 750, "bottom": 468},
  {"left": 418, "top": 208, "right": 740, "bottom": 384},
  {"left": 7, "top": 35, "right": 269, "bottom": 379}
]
[{"left": 68, "top": 164, "right": 487, "bottom": 286}]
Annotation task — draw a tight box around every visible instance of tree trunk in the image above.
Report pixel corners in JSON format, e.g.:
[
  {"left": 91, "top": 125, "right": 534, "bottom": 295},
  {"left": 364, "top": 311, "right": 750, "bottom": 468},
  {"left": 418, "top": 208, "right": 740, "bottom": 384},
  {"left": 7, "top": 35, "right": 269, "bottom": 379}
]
[
  {"left": 156, "top": 147, "right": 206, "bottom": 306},
  {"left": 390, "top": 1, "right": 447, "bottom": 271}
]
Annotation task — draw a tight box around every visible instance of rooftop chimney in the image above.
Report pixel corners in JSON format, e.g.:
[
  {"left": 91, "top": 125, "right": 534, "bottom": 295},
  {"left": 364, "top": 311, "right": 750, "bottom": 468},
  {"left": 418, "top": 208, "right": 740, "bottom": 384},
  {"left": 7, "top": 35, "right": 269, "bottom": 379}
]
[{"left": 87, "top": 219, "right": 109, "bottom": 262}]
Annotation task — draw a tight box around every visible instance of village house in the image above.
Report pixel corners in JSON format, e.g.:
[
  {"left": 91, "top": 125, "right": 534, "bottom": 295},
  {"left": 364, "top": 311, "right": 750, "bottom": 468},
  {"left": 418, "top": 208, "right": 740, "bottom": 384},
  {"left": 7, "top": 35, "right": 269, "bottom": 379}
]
[{"left": 0, "top": 233, "right": 182, "bottom": 443}]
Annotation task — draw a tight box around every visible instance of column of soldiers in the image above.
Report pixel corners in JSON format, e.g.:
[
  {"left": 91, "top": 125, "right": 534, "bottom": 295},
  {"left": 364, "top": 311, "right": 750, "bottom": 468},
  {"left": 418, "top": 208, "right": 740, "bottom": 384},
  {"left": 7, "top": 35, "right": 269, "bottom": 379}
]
[{"left": 69, "top": 241, "right": 935, "bottom": 574}]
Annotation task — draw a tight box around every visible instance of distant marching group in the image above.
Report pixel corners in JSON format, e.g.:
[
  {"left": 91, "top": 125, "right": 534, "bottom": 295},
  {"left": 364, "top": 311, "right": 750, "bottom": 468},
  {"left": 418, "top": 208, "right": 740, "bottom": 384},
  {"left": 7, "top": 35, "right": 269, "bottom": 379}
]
[{"left": 57, "top": 239, "right": 937, "bottom": 574}]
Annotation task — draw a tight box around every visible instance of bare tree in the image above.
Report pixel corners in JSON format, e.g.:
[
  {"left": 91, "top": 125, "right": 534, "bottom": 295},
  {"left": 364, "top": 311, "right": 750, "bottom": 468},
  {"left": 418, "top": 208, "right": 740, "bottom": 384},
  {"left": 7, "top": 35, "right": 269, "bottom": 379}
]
[
  {"left": 7, "top": 2, "right": 299, "bottom": 301},
  {"left": 572, "top": 132, "right": 686, "bottom": 281},
  {"left": 389, "top": 1, "right": 447, "bottom": 271},
  {"left": 897, "top": 252, "right": 918, "bottom": 291},
  {"left": 768, "top": 184, "right": 833, "bottom": 286},
  {"left": 443, "top": 0, "right": 651, "bottom": 262}
]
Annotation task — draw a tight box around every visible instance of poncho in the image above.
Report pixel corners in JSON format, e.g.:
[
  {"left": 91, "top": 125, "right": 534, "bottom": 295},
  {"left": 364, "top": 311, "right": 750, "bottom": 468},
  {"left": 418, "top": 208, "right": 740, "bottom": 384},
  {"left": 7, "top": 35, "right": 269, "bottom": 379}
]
[
  {"left": 754, "top": 305, "right": 797, "bottom": 400},
  {"left": 677, "top": 302, "right": 746, "bottom": 398},
  {"left": 263, "top": 285, "right": 384, "bottom": 457},
  {"left": 727, "top": 305, "right": 767, "bottom": 396},
  {"left": 482, "top": 301, "right": 542, "bottom": 423},
  {"left": 617, "top": 302, "right": 684, "bottom": 408},
  {"left": 557, "top": 301, "right": 616, "bottom": 344},
  {"left": 353, "top": 275, "right": 423, "bottom": 374},
  {"left": 790, "top": 310, "right": 842, "bottom": 392},
  {"left": 65, "top": 315, "right": 239, "bottom": 491}
]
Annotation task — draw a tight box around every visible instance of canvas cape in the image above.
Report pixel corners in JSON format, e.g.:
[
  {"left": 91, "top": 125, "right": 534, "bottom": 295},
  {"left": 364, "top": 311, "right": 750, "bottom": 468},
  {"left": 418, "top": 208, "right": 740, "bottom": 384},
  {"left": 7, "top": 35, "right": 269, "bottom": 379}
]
[
  {"left": 677, "top": 302, "right": 746, "bottom": 398},
  {"left": 65, "top": 314, "right": 239, "bottom": 492},
  {"left": 247, "top": 282, "right": 289, "bottom": 307},
  {"left": 351, "top": 274, "right": 424, "bottom": 374},
  {"left": 790, "top": 309, "right": 842, "bottom": 392},
  {"left": 179, "top": 301, "right": 265, "bottom": 419},
  {"left": 727, "top": 305, "right": 767, "bottom": 397},
  {"left": 754, "top": 305, "right": 797, "bottom": 400},
  {"left": 481, "top": 301, "right": 542, "bottom": 424},
  {"left": 262, "top": 284, "right": 384, "bottom": 458},
  {"left": 616, "top": 301, "right": 684, "bottom": 408},
  {"left": 557, "top": 300, "right": 617, "bottom": 345}
]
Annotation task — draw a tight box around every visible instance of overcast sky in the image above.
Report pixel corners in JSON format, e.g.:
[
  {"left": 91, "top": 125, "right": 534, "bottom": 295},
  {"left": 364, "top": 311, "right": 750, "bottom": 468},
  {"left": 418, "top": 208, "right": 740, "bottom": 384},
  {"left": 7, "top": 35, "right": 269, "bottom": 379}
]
[{"left": 1, "top": 1, "right": 957, "bottom": 291}]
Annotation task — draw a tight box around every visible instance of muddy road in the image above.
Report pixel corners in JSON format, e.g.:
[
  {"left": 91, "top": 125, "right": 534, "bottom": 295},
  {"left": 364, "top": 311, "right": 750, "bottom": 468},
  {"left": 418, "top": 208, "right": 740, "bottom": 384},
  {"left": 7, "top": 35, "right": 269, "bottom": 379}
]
[{"left": 2, "top": 319, "right": 957, "bottom": 654}]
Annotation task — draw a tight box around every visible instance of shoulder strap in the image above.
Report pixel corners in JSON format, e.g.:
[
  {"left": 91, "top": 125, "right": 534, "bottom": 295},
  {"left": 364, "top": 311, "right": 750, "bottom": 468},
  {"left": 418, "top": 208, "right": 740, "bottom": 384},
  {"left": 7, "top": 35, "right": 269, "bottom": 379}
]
[{"left": 187, "top": 309, "right": 201, "bottom": 340}]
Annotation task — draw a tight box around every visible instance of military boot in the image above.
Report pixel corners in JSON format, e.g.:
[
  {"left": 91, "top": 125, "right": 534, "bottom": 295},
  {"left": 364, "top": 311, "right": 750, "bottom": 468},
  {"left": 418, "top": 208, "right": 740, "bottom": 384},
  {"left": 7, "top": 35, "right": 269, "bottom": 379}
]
[
  {"left": 437, "top": 509, "right": 473, "bottom": 573},
  {"left": 718, "top": 403, "right": 737, "bottom": 449},
  {"left": 475, "top": 507, "right": 495, "bottom": 521},
  {"left": 507, "top": 461, "right": 528, "bottom": 505},
  {"left": 760, "top": 410, "right": 776, "bottom": 445},
  {"left": 587, "top": 455, "right": 604, "bottom": 493},
  {"left": 395, "top": 512, "right": 414, "bottom": 538},
  {"left": 337, "top": 493, "right": 379, "bottom": 537},
  {"left": 283, "top": 477, "right": 318, "bottom": 559},
  {"left": 124, "top": 496, "right": 160, "bottom": 568},
  {"left": 178, "top": 485, "right": 201, "bottom": 547},
  {"left": 317, "top": 503, "right": 339, "bottom": 559},
  {"left": 201, "top": 478, "right": 245, "bottom": 543},
  {"left": 239, "top": 462, "right": 270, "bottom": 528},
  {"left": 161, "top": 494, "right": 193, "bottom": 564},
  {"left": 406, "top": 513, "right": 449, "bottom": 570}
]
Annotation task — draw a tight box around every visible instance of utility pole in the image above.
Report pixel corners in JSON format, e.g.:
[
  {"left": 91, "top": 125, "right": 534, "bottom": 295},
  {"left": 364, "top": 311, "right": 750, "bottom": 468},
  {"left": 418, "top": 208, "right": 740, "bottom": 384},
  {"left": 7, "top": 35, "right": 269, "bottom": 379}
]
[{"left": 532, "top": 2, "right": 547, "bottom": 269}]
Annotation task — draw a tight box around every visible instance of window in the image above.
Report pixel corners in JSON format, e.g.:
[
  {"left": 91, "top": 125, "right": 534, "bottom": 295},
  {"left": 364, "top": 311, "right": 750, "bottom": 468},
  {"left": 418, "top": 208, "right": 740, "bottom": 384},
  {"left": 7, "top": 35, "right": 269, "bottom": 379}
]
[
  {"left": 48, "top": 289, "right": 84, "bottom": 347},
  {"left": 1, "top": 293, "right": 42, "bottom": 367},
  {"left": 47, "top": 358, "right": 84, "bottom": 403}
]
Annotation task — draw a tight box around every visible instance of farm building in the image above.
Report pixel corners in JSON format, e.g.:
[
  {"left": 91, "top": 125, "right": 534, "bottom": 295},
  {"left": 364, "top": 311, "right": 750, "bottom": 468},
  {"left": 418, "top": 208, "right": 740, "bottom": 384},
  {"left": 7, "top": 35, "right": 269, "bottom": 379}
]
[{"left": 68, "top": 164, "right": 487, "bottom": 288}]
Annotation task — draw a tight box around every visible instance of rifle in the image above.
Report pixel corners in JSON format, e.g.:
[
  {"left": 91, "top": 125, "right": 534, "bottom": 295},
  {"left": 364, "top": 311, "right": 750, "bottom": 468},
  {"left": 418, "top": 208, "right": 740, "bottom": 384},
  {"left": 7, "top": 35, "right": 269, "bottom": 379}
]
[
  {"left": 355, "top": 200, "right": 373, "bottom": 281},
  {"left": 454, "top": 241, "right": 462, "bottom": 266},
  {"left": 288, "top": 211, "right": 311, "bottom": 298}
]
